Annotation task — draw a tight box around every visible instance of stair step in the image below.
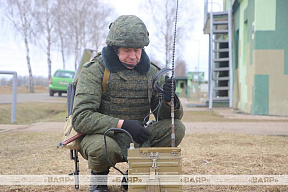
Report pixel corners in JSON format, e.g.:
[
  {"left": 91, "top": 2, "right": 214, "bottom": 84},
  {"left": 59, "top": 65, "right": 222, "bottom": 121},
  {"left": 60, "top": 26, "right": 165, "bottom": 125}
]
[
  {"left": 213, "top": 97, "right": 229, "bottom": 101},
  {"left": 212, "top": 11, "right": 229, "bottom": 16},
  {"left": 214, "top": 67, "right": 230, "bottom": 71},
  {"left": 214, "top": 76, "right": 230, "bottom": 81},
  {"left": 213, "top": 40, "right": 229, "bottom": 43},
  {"left": 213, "top": 48, "right": 229, "bottom": 52},
  {"left": 213, "top": 20, "right": 228, "bottom": 25},
  {"left": 214, "top": 86, "right": 229, "bottom": 91},
  {"left": 213, "top": 29, "right": 228, "bottom": 34},
  {"left": 214, "top": 58, "right": 229, "bottom": 62}
]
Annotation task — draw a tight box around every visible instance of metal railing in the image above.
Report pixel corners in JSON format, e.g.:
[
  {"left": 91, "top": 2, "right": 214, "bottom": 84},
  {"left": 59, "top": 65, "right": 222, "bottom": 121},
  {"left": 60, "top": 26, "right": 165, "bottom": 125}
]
[
  {"left": 204, "top": 0, "right": 223, "bottom": 26},
  {"left": 205, "top": 0, "right": 233, "bottom": 109},
  {"left": 0, "top": 71, "right": 17, "bottom": 123}
]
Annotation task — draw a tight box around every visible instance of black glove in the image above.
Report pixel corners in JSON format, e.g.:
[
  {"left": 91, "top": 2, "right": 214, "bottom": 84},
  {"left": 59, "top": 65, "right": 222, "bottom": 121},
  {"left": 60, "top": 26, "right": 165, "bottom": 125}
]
[
  {"left": 163, "top": 76, "right": 176, "bottom": 102},
  {"left": 121, "top": 120, "right": 151, "bottom": 144}
]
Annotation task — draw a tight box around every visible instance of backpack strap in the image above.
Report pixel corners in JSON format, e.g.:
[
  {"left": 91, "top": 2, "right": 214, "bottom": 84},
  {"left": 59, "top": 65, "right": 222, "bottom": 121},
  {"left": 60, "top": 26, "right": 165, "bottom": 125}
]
[
  {"left": 102, "top": 67, "right": 110, "bottom": 95},
  {"left": 73, "top": 66, "right": 110, "bottom": 95}
]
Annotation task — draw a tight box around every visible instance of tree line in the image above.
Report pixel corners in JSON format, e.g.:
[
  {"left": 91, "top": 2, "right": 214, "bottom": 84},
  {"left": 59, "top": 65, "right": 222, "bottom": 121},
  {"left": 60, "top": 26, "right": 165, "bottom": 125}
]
[
  {"left": 0, "top": 0, "right": 115, "bottom": 92},
  {"left": 0, "top": 75, "right": 49, "bottom": 87},
  {"left": 0, "top": 0, "right": 197, "bottom": 92}
]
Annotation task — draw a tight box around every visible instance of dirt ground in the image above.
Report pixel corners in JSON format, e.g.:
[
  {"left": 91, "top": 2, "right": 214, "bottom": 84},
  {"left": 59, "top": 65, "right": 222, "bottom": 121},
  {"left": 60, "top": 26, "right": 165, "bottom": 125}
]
[
  {"left": 1, "top": 86, "right": 288, "bottom": 192},
  {"left": 2, "top": 118, "right": 288, "bottom": 136},
  {"left": 2, "top": 101, "right": 288, "bottom": 135}
]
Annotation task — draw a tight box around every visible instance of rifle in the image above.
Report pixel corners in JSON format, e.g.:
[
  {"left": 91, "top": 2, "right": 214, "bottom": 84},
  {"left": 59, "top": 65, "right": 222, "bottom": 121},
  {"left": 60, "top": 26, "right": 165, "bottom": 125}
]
[
  {"left": 69, "top": 149, "right": 79, "bottom": 189},
  {"left": 55, "top": 82, "right": 80, "bottom": 189},
  {"left": 67, "top": 83, "right": 80, "bottom": 189},
  {"left": 56, "top": 132, "right": 83, "bottom": 148},
  {"left": 57, "top": 49, "right": 99, "bottom": 189}
]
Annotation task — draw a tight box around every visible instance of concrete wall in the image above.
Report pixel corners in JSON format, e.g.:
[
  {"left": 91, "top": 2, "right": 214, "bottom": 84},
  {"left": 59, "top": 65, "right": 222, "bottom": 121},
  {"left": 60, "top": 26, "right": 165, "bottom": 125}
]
[
  {"left": 233, "top": 0, "right": 288, "bottom": 116},
  {"left": 176, "top": 80, "right": 188, "bottom": 98}
]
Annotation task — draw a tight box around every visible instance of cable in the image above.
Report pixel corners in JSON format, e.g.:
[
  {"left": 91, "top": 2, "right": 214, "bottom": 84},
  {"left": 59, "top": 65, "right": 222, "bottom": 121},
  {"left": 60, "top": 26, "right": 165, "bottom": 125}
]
[
  {"left": 143, "top": 96, "right": 162, "bottom": 123},
  {"left": 152, "top": 67, "right": 172, "bottom": 93},
  {"left": 143, "top": 67, "right": 172, "bottom": 123},
  {"left": 103, "top": 128, "right": 134, "bottom": 175},
  {"left": 156, "top": 96, "right": 163, "bottom": 122}
]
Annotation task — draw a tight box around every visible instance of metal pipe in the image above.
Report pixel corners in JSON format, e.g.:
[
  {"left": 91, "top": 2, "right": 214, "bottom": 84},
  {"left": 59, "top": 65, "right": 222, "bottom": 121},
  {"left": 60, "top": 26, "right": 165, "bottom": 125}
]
[
  {"left": 0, "top": 71, "right": 17, "bottom": 123},
  {"left": 12, "top": 72, "right": 17, "bottom": 123},
  {"left": 228, "top": 8, "right": 233, "bottom": 107},
  {"left": 208, "top": 12, "right": 214, "bottom": 109},
  {"left": 191, "top": 39, "right": 201, "bottom": 98}
]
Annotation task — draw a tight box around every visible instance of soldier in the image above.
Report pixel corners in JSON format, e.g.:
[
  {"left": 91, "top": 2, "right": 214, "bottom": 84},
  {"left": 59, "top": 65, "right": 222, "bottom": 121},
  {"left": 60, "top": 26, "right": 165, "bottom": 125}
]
[{"left": 72, "top": 15, "right": 185, "bottom": 192}]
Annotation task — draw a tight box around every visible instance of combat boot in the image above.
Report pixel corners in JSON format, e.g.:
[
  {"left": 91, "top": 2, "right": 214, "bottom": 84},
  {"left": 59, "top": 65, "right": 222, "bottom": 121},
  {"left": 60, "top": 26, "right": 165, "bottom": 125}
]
[{"left": 90, "top": 169, "right": 109, "bottom": 192}]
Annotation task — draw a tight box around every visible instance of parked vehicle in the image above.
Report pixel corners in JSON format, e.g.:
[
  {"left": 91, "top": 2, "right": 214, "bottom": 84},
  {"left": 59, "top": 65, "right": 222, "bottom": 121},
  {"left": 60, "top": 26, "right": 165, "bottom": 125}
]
[{"left": 49, "top": 69, "right": 75, "bottom": 96}]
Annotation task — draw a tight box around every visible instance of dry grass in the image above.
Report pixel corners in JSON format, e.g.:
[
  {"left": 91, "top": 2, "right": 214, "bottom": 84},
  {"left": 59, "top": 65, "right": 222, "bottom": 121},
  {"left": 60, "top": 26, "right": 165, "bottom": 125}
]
[
  {"left": 180, "top": 133, "right": 288, "bottom": 191},
  {"left": 0, "top": 103, "right": 67, "bottom": 124},
  {"left": 1, "top": 131, "right": 288, "bottom": 191},
  {"left": 182, "top": 111, "right": 288, "bottom": 122},
  {"left": 1, "top": 102, "right": 286, "bottom": 125},
  {"left": 1, "top": 87, "right": 288, "bottom": 191},
  {"left": 0, "top": 86, "right": 49, "bottom": 94}
]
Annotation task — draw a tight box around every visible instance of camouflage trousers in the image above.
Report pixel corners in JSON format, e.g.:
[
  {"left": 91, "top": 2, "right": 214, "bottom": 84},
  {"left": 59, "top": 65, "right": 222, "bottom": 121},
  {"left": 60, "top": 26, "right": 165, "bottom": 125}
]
[{"left": 78, "top": 119, "right": 185, "bottom": 172}]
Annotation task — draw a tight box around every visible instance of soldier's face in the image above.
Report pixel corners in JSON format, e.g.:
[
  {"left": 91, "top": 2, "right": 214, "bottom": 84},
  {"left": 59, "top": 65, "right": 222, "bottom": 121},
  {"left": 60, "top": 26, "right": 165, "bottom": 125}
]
[{"left": 117, "top": 47, "right": 142, "bottom": 69}]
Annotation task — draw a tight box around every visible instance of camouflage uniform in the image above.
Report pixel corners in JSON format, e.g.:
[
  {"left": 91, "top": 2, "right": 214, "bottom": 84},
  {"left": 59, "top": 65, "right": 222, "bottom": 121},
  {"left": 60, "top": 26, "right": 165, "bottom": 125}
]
[{"left": 72, "top": 15, "right": 185, "bottom": 173}]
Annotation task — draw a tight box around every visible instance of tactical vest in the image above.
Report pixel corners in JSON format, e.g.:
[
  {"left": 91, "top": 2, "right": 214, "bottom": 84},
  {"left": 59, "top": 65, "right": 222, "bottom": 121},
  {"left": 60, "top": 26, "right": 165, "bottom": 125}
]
[{"left": 95, "top": 55, "right": 157, "bottom": 121}]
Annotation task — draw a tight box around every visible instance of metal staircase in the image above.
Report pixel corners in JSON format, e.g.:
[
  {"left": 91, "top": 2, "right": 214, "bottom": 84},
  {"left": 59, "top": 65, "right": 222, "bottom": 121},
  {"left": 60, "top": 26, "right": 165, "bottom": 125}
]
[{"left": 208, "top": 9, "right": 233, "bottom": 109}]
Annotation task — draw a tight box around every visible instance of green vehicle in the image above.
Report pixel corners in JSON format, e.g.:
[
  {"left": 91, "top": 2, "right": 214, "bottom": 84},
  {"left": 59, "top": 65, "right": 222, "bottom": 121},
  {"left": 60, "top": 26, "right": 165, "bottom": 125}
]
[{"left": 49, "top": 69, "right": 75, "bottom": 96}]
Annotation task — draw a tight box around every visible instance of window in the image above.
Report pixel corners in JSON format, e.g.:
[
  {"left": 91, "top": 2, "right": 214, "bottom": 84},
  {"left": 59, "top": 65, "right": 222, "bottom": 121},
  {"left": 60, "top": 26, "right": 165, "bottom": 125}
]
[{"left": 55, "top": 71, "right": 75, "bottom": 79}]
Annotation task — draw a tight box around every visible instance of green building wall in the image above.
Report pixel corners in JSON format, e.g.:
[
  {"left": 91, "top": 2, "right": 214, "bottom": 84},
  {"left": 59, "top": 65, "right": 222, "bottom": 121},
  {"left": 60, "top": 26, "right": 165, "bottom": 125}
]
[{"left": 232, "top": 0, "right": 288, "bottom": 116}]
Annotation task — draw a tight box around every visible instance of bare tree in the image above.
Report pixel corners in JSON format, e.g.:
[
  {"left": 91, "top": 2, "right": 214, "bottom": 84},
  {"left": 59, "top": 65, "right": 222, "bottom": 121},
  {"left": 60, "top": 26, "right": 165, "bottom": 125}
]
[
  {"left": 87, "top": 1, "right": 115, "bottom": 52},
  {"left": 0, "top": 77, "right": 8, "bottom": 86},
  {"left": 1, "top": 0, "right": 36, "bottom": 92},
  {"left": 175, "top": 59, "right": 187, "bottom": 77},
  {"left": 53, "top": 0, "right": 77, "bottom": 70},
  {"left": 54, "top": 0, "right": 69, "bottom": 69},
  {"left": 64, "top": 1, "right": 90, "bottom": 70},
  {"left": 149, "top": 53, "right": 165, "bottom": 69},
  {"left": 34, "top": 1, "right": 58, "bottom": 80},
  {"left": 64, "top": 0, "right": 115, "bottom": 70},
  {"left": 65, "top": 0, "right": 88, "bottom": 70},
  {"left": 144, "top": 0, "right": 198, "bottom": 69}
]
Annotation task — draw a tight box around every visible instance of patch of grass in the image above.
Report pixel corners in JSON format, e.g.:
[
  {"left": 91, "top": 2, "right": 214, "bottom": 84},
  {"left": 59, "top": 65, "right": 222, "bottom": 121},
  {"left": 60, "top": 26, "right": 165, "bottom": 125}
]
[
  {"left": 182, "top": 111, "right": 224, "bottom": 122},
  {"left": 1, "top": 132, "right": 288, "bottom": 191},
  {"left": 0, "top": 103, "right": 67, "bottom": 124},
  {"left": 180, "top": 133, "right": 288, "bottom": 175},
  {"left": 182, "top": 111, "right": 288, "bottom": 122},
  {"left": 0, "top": 86, "right": 48, "bottom": 94},
  {"left": 180, "top": 133, "right": 288, "bottom": 191},
  {"left": 1, "top": 103, "right": 287, "bottom": 125}
]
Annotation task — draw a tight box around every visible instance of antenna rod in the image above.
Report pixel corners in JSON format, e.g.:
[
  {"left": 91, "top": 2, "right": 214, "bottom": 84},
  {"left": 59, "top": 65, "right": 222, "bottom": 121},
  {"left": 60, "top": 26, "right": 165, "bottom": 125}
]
[{"left": 171, "top": 0, "right": 179, "bottom": 147}]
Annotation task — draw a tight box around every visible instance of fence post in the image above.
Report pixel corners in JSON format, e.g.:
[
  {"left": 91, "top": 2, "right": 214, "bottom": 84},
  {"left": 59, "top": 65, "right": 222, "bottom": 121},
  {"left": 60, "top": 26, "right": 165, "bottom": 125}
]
[
  {"left": 0, "top": 71, "right": 17, "bottom": 123},
  {"left": 11, "top": 72, "right": 17, "bottom": 123}
]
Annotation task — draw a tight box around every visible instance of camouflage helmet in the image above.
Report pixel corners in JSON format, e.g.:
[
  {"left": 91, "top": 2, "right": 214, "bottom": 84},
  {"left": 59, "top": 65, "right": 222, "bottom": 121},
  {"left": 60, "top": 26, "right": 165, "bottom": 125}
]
[{"left": 106, "top": 15, "right": 149, "bottom": 48}]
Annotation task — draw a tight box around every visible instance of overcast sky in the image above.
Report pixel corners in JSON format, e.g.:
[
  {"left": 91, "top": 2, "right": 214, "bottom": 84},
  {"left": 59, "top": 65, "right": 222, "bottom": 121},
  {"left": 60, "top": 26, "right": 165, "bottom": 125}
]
[{"left": 0, "top": 0, "right": 223, "bottom": 81}]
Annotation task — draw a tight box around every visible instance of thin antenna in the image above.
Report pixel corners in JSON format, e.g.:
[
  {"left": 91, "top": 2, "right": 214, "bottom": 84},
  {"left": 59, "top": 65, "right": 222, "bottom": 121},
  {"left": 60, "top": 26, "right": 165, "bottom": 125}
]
[{"left": 171, "top": 0, "right": 179, "bottom": 147}]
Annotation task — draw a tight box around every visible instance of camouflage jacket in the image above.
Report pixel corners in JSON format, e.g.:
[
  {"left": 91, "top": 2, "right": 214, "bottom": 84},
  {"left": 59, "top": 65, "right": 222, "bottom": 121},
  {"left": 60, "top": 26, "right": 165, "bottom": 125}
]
[{"left": 72, "top": 47, "right": 183, "bottom": 135}]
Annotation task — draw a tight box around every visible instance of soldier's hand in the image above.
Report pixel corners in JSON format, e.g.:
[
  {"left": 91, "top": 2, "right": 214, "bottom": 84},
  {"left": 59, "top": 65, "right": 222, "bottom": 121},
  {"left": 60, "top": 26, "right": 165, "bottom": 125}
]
[
  {"left": 163, "top": 76, "right": 176, "bottom": 102},
  {"left": 121, "top": 120, "right": 151, "bottom": 144}
]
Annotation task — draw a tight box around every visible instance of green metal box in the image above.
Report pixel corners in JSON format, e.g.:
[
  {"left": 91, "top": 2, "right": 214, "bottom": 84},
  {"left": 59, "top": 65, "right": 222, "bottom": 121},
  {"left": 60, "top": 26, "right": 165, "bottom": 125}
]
[{"left": 127, "top": 147, "right": 182, "bottom": 192}]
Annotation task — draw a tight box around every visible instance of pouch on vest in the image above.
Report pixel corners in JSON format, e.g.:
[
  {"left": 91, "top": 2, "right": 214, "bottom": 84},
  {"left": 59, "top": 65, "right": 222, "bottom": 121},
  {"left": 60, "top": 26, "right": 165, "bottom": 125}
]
[
  {"left": 58, "top": 82, "right": 83, "bottom": 150},
  {"left": 57, "top": 68, "right": 110, "bottom": 150}
]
